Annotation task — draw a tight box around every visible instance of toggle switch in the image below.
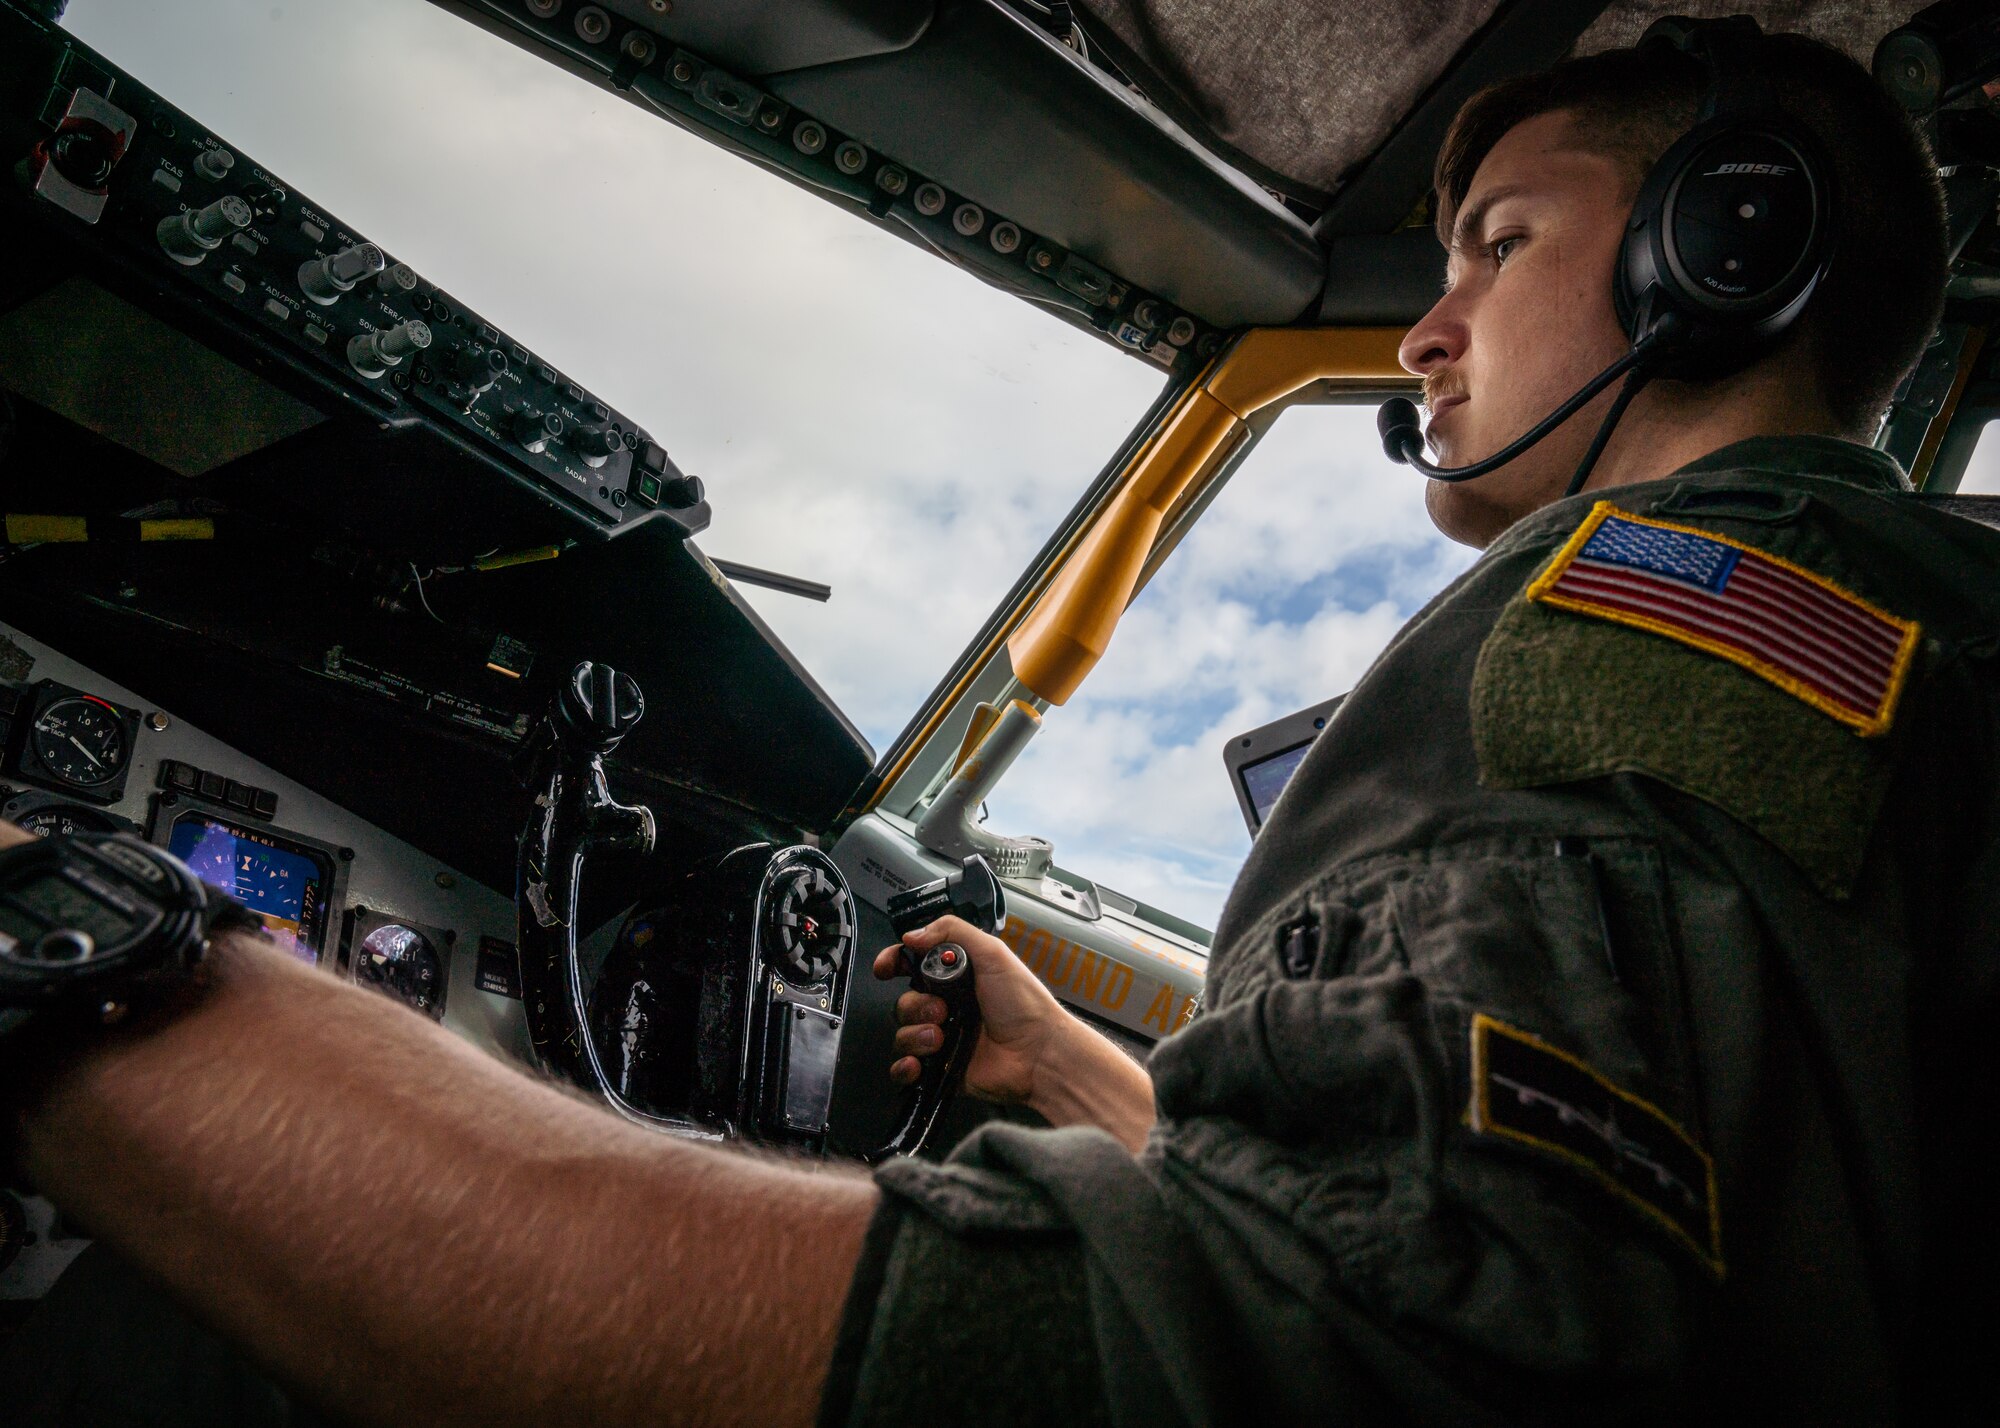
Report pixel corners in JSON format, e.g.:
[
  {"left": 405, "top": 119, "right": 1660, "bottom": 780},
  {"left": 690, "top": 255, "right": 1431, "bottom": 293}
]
[
  {"left": 155, "top": 194, "right": 253, "bottom": 265},
  {"left": 298, "top": 242, "right": 385, "bottom": 305},
  {"left": 346, "top": 319, "right": 432, "bottom": 377}
]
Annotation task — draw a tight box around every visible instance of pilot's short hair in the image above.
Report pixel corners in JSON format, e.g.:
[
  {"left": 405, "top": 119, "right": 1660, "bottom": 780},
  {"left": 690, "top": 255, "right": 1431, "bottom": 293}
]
[{"left": 1433, "top": 32, "right": 1948, "bottom": 438}]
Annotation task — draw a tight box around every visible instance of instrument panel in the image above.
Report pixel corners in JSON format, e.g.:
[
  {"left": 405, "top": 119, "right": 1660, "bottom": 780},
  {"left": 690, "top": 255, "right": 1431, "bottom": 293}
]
[
  {"left": 0, "top": 620, "right": 536, "bottom": 1304},
  {"left": 0, "top": 622, "right": 528, "bottom": 1043},
  {"left": 1, "top": 9, "right": 706, "bottom": 540}
]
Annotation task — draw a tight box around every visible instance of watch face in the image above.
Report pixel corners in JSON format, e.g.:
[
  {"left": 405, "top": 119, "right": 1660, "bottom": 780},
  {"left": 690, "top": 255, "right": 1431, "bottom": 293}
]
[
  {"left": 28, "top": 696, "right": 131, "bottom": 790},
  {"left": 0, "top": 867, "right": 145, "bottom": 968}
]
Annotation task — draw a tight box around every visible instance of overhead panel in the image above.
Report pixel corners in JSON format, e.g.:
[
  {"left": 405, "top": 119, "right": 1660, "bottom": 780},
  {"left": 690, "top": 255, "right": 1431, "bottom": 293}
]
[
  {"left": 589, "top": 0, "right": 934, "bottom": 73},
  {"left": 762, "top": 0, "right": 1324, "bottom": 329}
]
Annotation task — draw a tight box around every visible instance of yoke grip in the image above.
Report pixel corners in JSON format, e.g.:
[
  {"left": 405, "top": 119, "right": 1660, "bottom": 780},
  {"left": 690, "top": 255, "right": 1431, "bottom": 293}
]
[{"left": 863, "top": 855, "right": 1003, "bottom": 1163}]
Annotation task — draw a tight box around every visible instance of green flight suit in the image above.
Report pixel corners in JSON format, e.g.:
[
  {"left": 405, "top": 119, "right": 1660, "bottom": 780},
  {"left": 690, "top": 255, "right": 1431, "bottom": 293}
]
[{"left": 821, "top": 437, "right": 2000, "bottom": 1427}]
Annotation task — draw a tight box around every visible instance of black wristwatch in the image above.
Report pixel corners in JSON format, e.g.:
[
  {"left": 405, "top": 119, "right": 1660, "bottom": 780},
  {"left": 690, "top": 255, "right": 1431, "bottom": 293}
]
[{"left": 0, "top": 832, "right": 262, "bottom": 1042}]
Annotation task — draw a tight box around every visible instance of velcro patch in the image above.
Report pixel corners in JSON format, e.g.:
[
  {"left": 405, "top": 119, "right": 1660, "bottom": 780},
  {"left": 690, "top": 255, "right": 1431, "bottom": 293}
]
[
  {"left": 1467, "top": 1013, "right": 1723, "bottom": 1276},
  {"left": 1528, "top": 502, "right": 1919, "bottom": 736}
]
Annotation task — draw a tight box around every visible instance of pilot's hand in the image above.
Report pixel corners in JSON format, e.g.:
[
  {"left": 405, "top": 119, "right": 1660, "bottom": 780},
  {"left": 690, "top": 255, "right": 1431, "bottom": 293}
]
[
  {"left": 0, "top": 820, "right": 32, "bottom": 851},
  {"left": 872, "top": 914, "right": 1069, "bottom": 1107}
]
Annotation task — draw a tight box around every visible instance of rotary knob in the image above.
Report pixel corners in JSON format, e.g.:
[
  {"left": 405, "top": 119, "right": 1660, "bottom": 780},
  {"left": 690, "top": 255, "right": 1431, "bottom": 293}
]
[
  {"left": 347, "top": 319, "right": 432, "bottom": 378},
  {"left": 450, "top": 343, "right": 508, "bottom": 395},
  {"left": 155, "top": 194, "right": 252, "bottom": 265},
  {"left": 298, "top": 242, "right": 385, "bottom": 304},
  {"left": 513, "top": 409, "right": 563, "bottom": 454},
  {"left": 570, "top": 424, "right": 618, "bottom": 469}
]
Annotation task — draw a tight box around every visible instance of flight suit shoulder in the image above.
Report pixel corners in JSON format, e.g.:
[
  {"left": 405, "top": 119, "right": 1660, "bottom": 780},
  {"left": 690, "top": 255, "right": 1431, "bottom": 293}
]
[{"left": 1470, "top": 479, "right": 1988, "bottom": 898}]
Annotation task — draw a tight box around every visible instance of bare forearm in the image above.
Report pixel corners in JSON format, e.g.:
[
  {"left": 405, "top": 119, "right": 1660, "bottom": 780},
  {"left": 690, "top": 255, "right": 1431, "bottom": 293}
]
[
  {"left": 14, "top": 935, "right": 874, "bottom": 1427},
  {"left": 1027, "top": 1015, "right": 1156, "bottom": 1154}
]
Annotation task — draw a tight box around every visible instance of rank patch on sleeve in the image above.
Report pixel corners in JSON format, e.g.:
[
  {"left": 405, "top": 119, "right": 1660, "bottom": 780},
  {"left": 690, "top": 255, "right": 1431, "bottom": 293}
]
[
  {"left": 1527, "top": 502, "right": 1919, "bottom": 736},
  {"left": 1467, "top": 1013, "right": 1723, "bottom": 1276}
]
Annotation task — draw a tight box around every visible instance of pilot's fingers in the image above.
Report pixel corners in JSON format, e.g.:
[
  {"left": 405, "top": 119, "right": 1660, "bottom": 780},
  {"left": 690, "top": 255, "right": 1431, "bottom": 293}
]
[
  {"left": 889, "top": 1054, "right": 922, "bottom": 1086},
  {"left": 896, "top": 990, "right": 947, "bottom": 1027},
  {"left": 893, "top": 1023, "right": 945, "bottom": 1058},
  {"left": 872, "top": 945, "right": 907, "bottom": 980},
  {"left": 0, "top": 821, "right": 33, "bottom": 851}
]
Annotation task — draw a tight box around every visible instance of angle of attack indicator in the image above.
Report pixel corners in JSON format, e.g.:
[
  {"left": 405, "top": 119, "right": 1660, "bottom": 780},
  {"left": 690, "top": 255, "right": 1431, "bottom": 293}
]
[{"left": 30, "top": 696, "right": 130, "bottom": 788}]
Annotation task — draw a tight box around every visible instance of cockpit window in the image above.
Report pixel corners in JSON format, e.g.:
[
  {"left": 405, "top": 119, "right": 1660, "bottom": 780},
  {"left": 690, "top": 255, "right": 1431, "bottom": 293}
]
[
  {"left": 1956, "top": 419, "right": 2000, "bottom": 494},
  {"left": 983, "top": 405, "right": 1476, "bottom": 930},
  {"left": 62, "top": 0, "right": 1167, "bottom": 752}
]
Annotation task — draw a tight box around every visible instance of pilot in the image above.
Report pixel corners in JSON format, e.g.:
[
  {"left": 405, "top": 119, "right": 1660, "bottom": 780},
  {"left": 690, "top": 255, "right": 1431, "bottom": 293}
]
[{"left": 2, "top": 19, "right": 1989, "bottom": 1428}]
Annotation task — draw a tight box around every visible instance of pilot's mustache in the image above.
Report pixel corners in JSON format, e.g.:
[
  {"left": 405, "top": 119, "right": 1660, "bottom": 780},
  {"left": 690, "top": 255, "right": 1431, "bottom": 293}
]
[{"left": 1421, "top": 376, "right": 1466, "bottom": 415}]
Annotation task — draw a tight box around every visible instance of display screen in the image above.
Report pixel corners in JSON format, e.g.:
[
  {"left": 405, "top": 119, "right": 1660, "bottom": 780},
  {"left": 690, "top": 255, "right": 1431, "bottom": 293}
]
[
  {"left": 1240, "top": 740, "right": 1314, "bottom": 830},
  {"left": 167, "top": 814, "right": 332, "bottom": 964},
  {"left": 0, "top": 874, "right": 142, "bottom": 956}
]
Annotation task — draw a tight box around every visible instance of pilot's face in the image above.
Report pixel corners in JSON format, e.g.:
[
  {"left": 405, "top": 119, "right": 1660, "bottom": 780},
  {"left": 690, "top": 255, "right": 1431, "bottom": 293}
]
[{"left": 1397, "top": 111, "right": 1638, "bottom": 548}]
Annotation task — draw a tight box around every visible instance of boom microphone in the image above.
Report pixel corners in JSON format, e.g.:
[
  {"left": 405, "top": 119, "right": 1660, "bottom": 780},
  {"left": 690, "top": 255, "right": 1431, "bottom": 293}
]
[{"left": 1378, "top": 314, "right": 1684, "bottom": 490}]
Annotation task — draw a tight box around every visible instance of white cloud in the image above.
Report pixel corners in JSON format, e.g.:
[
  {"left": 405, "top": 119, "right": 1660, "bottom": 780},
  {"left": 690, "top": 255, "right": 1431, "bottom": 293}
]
[
  {"left": 64, "top": 0, "right": 1468, "bottom": 933},
  {"left": 986, "top": 407, "right": 1474, "bottom": 928},
  {"left": 66, "top": 0, "right": 1163, "bottom": 743}
]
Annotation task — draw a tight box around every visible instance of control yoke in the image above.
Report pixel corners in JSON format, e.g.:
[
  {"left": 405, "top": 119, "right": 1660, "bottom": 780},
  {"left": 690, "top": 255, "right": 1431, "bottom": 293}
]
[
  {"left": 516, "top": 662, "right": 689, "bottom": 1132},
  {"left": 864, "top": 854, "right": 1005, "bottom": 1163}
]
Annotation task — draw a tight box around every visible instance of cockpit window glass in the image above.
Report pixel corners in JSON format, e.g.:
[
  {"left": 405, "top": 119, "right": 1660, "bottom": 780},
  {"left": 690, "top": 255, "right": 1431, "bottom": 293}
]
[
  {"left": 1954, "top": 419, "right": 2000, "bottom": 494},
  {"left": 983, "top": 405, "right": 1477, "bottom": 931},
  {"left": 62, "top": 0, "right": 1166, "bottom": 751}
]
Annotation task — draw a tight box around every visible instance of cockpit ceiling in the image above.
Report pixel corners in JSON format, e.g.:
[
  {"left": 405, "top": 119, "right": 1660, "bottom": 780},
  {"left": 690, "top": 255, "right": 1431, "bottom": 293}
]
[{"left": 1078, "top": 0, "right": 1930, "bottom": 206}]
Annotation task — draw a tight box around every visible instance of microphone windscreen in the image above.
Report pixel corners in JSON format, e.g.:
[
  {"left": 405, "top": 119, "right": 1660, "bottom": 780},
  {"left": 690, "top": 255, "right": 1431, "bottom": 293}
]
[{"left": 1377, "top": 397, "right": 1422, "bottom": 464}]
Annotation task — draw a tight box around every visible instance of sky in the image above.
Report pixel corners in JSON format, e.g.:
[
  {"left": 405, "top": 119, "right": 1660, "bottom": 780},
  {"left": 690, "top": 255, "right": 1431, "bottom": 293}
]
[
  {"left": 62, "top": 0, "right": 1473, "bottom": 930},
  {"left": 1955, "top": 421, "right": 2000, "bottom": 494}
]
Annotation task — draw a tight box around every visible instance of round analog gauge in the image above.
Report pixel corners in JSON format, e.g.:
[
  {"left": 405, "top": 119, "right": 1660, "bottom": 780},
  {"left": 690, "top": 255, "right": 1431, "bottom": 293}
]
[
  {"left": 6, "top": 801, "right": 126, "bottom": 840},
  {"left": 356, "top": 923, "right": 445, "bottom": 1018},
  {"left": 29, "top": 697, "right": 129, "bottom": 789}
]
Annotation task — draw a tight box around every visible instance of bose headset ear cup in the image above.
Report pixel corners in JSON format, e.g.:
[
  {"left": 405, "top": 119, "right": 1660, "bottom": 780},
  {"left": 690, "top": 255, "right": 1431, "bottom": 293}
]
[{"left": 1614, "top": 20, "right": 1837, "bottom": 380}]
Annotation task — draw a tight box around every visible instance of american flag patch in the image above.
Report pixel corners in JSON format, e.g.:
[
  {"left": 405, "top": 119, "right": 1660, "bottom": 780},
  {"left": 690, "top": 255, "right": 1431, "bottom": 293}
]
[{"left": 1528, "top": 502, "right": 1920, "bottom": 736}]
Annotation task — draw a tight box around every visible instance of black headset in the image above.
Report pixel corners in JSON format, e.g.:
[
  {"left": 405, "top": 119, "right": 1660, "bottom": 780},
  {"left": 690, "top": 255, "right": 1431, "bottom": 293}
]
[{"left": 1380, "top": 14, "right": 1838, "bottom": 493}]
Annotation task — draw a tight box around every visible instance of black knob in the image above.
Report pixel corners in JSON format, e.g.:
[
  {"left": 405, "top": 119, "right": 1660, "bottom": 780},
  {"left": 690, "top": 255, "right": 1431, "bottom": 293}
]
[
  {"left": 512, "top": 409, "right": 562, "bottom": 454},
  {"left": 238, "top": 181, "right": 285, "bottom": 224},
  {"left": 661, "top": 474, "right": 705, "bottom": 509},
  {"left": 571, "top": 425, "right": 618, "bottom": 468},
  {"left": 49, "top": 125, "right": 118, "bottom": 187},
  {"left": 886, "top": 855, "right": 1005, "bottom": 937},
  {"left": 451, "top": 343, "right": 508, "bottom": 394},
  {"left": 555, "top": 662, "right": 644, "bottom": 753},
  {"left": 764, "top": 863, "right": 853, "bottom": 984}
]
